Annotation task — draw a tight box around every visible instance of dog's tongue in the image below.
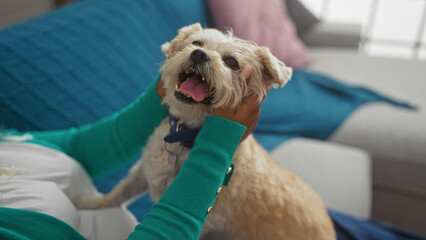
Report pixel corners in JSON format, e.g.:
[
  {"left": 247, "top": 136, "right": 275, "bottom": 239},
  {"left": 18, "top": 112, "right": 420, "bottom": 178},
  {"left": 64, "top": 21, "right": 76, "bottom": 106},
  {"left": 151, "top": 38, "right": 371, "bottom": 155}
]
[{"left": 180, "top": 75, "right": 209, "bottom": 102}]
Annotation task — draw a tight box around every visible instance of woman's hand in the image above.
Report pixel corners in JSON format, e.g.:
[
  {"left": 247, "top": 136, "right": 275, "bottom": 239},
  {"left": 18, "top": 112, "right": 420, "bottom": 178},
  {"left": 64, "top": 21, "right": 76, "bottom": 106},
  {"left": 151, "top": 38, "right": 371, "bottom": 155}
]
[
  {"left": 213, "top": 66, "right": 268, "bottom": 142},
  {"left": 156, "top": 77, "right": 166, "bottom": 99},
  {"left": 213, "top": 94, "right": 265, "bottom": 142}
]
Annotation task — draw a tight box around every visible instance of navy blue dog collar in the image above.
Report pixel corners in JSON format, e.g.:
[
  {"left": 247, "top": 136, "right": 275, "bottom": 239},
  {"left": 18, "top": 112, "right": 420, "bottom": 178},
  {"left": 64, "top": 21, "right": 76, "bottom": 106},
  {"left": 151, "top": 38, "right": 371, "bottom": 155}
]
[{"left": 163, "top": 115, "right": 200, "bottom": 148}]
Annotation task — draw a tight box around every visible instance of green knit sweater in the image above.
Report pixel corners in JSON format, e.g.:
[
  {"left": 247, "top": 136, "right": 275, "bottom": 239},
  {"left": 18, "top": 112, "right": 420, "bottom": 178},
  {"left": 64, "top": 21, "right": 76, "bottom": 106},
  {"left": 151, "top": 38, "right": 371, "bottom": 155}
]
[{"left": 0, "top": 76, "right": 245, "bottom": 240}]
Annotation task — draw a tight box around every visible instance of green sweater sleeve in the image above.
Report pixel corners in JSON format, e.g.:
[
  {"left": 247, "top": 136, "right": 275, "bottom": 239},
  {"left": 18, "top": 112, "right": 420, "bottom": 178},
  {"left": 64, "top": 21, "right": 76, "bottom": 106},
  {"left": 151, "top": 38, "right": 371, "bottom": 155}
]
[
  {"left": 30, "top": 76, "right": 168, "bottom": 177},
  {"left": 127, "top": 116, "right": 246, "bottom": 240}
]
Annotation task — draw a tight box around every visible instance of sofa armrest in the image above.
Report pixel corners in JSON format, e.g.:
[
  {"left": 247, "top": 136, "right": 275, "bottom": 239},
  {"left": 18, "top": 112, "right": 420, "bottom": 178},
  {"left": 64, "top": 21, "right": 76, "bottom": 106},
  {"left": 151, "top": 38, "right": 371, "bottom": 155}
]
[
  {"left": 302, "top": 22, "right": 362, "bottom": 49},
  {"left": 271, "top": 138, "right": 372, "bottom": 219}
]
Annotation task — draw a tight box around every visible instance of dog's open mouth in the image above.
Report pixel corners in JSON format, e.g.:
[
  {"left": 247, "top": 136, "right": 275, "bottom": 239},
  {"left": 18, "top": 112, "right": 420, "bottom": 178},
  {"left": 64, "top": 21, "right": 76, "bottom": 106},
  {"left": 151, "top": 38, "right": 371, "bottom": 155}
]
[{"left": 175, "top": 68, "right": 213, "bottom": 104}]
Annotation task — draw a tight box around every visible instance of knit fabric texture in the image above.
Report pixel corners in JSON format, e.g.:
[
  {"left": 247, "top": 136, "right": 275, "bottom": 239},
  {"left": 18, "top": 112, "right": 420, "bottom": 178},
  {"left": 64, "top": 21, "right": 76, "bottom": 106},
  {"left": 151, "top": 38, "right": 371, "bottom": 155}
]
[{"left": 0, "top": 0, "right": 208, "bottom": 131}]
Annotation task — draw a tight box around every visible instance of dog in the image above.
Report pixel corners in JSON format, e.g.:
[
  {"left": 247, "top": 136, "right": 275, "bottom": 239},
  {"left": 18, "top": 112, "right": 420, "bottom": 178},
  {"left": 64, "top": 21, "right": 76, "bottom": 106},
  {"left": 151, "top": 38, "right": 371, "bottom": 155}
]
[{"left": 75, "top": 23, "right": 336, "bottom": 240}]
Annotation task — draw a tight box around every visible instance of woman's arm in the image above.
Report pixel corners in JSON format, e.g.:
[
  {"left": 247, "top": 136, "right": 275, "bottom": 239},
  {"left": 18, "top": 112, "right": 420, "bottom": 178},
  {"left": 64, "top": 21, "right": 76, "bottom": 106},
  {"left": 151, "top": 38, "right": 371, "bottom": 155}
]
[
  {"left": 127, "top": 116, "right": 246, "bottom": 240},
  {"left": 30, "top": 76, "right": 169, "bottom": 177}
]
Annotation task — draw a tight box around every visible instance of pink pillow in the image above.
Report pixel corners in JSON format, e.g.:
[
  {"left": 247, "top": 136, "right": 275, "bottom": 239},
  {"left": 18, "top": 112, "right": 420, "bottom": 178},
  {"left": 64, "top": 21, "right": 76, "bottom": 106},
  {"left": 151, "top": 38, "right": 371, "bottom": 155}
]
[{"left": 207, "top": 0, "right": 310, "bottom": 68}]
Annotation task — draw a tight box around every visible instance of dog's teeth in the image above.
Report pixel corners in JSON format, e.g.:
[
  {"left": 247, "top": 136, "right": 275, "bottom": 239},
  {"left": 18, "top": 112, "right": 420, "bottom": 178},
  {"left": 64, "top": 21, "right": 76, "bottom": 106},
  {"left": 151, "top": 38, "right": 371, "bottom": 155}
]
[
  {"left": 175, "top": 85, "right": 180, "bottom": 91},
  {"left": 201, "top": 77, "right": 205, "bottom": 81}
]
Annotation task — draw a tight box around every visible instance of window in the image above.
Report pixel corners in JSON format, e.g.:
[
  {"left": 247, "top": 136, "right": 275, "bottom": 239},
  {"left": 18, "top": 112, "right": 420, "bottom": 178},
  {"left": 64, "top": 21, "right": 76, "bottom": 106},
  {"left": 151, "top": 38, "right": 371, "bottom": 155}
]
[{"left": 300, "top": 0, "right": 426, "bottom": 60}]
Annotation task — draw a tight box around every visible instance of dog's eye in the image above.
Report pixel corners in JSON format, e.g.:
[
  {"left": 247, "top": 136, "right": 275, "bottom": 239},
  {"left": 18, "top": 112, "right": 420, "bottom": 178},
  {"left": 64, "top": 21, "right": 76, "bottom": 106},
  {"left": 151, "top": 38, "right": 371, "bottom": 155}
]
[
  {"left": 223, "top": 57, "right": 239, "bottom": 70},
  {"left": 192, "top": 41, "right": 204, "bottom": 47}
]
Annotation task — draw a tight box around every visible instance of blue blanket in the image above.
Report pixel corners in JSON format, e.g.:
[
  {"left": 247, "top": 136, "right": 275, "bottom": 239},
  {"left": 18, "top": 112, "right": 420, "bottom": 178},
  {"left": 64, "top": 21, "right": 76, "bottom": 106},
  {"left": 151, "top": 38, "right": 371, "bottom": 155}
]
[
  {"left": 254, "top": 69, "right": 416, "bottom": 151},
  {"left": 330, "top": 210, "right": 426, "bottom": 240},
  {"left": 94, "top": 70, "right": 423, "bottom": 239}
]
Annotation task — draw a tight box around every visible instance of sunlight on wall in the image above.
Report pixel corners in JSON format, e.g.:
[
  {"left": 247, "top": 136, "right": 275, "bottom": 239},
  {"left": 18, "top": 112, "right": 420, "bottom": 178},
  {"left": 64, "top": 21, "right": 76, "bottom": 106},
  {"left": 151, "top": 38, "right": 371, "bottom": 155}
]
[{"left": 300, "top": 0, "right": 426, "bottom": 60}]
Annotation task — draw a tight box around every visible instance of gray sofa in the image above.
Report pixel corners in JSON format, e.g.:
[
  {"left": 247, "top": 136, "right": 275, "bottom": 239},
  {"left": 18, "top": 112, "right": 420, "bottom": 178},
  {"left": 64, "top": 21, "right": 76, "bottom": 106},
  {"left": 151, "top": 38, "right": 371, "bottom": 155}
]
[
  {"left": 280, "top": 0, "right": 426, "bottom": 235},
  {"left": 309, "top": 48, "right": 426, "bottom": 234}
]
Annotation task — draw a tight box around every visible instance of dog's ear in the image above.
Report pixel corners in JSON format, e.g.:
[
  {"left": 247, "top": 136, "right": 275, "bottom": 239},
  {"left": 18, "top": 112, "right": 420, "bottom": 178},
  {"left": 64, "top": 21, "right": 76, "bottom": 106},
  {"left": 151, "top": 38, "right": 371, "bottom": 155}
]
[
  {"left": 161, "top": 23, "right": 203, "bottom": 58},
  {"left": 161, "top": 42, "right": 171, "bottom": 57},
  {"left": 256, "top": 47, "right": 292, "bottom": 88}
]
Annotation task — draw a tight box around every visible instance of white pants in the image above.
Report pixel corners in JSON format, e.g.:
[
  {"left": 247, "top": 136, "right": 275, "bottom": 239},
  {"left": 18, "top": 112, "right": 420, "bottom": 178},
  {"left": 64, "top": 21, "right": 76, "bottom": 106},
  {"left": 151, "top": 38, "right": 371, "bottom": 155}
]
[{"left": 0, "top": 142, "right": 137, "bottom": 240}]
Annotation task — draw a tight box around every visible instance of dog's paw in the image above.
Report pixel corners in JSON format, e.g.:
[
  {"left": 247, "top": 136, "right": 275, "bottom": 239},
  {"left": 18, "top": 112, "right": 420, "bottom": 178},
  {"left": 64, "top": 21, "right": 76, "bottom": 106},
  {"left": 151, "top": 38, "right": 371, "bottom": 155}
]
[{"left": 72, "top": 196, "right": 108, "bottom": 210}]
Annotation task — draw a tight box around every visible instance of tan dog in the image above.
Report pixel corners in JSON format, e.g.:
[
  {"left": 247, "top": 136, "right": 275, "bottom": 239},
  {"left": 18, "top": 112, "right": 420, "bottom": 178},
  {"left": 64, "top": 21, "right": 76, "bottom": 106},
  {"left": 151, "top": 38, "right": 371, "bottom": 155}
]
[{"left": 75, "top": 23, "right": 336, "bottom": 240}]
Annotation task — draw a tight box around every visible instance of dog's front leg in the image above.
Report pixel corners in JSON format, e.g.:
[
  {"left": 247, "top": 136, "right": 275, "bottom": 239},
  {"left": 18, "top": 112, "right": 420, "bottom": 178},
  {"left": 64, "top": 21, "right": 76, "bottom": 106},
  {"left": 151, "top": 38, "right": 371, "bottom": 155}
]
[{"left": 73, "top": 161, "right": 148, "bottom": 209}]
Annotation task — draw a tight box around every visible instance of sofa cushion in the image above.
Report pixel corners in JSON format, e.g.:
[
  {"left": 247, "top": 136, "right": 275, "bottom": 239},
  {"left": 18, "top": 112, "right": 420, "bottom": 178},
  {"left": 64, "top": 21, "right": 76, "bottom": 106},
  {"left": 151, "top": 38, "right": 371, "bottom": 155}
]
[
  {"left": 271, "top": 138, "right": 371, "bottom": 219},
  {"left": 206, "top": 0, "right": 310, "bottom": 68},
  {"left": 0, "top": 0, "right": 208, "bottom": 131}
]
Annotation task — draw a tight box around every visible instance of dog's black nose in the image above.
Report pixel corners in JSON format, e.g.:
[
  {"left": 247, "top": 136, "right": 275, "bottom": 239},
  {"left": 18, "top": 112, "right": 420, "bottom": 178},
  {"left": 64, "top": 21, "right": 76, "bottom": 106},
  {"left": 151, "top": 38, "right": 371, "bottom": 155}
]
[{"left": 190, "top": 49, "right": 210, "bottom": 64}]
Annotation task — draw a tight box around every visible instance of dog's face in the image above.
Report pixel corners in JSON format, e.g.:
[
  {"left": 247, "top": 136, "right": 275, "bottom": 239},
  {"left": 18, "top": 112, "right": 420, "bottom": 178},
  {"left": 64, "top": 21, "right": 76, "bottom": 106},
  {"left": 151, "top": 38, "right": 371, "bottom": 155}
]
[{"left": 160, "top": 23, "right": 292, "bottom": 122}]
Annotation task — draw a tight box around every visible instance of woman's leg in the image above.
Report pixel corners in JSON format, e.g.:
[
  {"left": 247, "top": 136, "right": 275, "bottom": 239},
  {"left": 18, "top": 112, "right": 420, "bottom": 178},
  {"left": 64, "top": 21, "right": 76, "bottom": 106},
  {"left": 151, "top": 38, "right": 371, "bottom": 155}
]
[{"left": 0, "top": 142, "right": 137, "bottom": 240}]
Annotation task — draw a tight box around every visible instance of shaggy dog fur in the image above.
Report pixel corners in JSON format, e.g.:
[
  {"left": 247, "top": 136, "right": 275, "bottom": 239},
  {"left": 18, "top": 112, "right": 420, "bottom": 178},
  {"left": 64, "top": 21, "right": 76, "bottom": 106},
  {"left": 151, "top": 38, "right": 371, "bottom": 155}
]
[{"left": 75, "top": 23, "right": 336, "bottom": 240}]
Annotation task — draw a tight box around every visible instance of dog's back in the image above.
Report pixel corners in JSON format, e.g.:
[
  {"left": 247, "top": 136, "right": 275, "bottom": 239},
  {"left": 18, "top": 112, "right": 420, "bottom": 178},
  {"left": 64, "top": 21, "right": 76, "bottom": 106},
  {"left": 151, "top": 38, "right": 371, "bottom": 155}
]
[{"left": 205, "top": 135, "right": 336, "bottom": 240}]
